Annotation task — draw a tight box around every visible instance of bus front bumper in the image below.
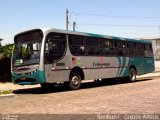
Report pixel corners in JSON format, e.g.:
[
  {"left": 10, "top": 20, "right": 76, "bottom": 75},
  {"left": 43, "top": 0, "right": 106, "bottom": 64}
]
[{"left": 11, "top": 70, "right": 46, "bottom": 85}]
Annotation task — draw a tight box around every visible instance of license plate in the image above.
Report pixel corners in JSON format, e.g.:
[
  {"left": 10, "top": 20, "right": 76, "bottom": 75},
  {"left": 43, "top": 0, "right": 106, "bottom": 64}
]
[{"left": 21, "top": 77, "right": 26, "bottom": 80}]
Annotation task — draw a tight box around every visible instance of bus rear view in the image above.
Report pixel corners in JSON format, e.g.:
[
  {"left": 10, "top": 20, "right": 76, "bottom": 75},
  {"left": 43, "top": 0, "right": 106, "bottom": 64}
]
[{"left": 11, "top": 29, "right": 46, "bottom": 85}]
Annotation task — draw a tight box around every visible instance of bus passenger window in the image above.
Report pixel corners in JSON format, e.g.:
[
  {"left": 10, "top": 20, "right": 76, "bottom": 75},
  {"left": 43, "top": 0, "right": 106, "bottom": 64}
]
[
  {"left": 145, "top": 44, "right": 153, "bottom": 57},
  {"left": 135, "top": 43, "right": 145, "bottom": 57},
  {"left": 69, "top": 35, "right": 85, "bottom": 56},
  {"left": 85, "top": 37, "right": 100, "bottom": 56},
  {"left": 114, "top": 41, "right": 123, "bottom": 56},
  {"left": 44, "top": 33, "right": 66, "bottom": 63},
  {"left": 100, "top": 38, "right": 114, "bottom": 56}
]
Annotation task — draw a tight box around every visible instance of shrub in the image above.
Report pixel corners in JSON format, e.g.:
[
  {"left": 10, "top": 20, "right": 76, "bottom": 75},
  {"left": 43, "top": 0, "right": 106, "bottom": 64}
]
[{"left": 0, "top": 44, "right": 13, "bottom": 82}]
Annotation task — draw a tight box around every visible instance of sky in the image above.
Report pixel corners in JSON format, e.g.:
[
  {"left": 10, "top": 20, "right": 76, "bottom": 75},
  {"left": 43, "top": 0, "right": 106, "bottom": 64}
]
[{"left": 1, "top": 0, "right": 160, "bottom": 45}]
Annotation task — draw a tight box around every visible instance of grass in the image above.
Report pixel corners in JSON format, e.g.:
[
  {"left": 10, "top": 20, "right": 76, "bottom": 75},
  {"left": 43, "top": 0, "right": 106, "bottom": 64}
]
[{"left": 0, "top": 90, "right": 12, "bottom": 95}]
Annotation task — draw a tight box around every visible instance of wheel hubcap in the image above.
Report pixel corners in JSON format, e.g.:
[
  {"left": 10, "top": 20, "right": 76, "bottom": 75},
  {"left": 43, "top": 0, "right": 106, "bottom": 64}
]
[
  {"left": 130, "top": 70, "right": 136, "bottom": 80},
  {"left": 71, "top": 76, "right": 79, "bottom": 86}
]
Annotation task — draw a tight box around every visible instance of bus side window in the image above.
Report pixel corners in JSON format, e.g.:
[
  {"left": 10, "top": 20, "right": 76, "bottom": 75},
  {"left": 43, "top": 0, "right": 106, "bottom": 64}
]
[
  {"left": 122, "top": 41, "right": 127, "bottom": 56},
  {"left": 100, "top": 38, "right": 114, "bottom": 56},
  {"left": 145, "top": 44, "right": 153, "bottom": 57},
  {"left": 135, "top": 43, "right": 145, "bottom": 57},
  {"left": 126, "top": 42, "right": 135, "bottom": 57},
  {"left": 44, "top": 33, "right": 66, "bottom": 63},
  {"left": 69, "top": 35, "right": 85, "bottom": 56},
  {"left": 85, "top": 37, "right": 100, "bottom": 56},
  {"left": 114, "top": 41, "right": 123, "bottom": 56}
]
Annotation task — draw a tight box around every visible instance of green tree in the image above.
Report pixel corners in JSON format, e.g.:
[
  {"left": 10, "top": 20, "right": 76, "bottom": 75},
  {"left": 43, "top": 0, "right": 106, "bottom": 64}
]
[
  {"left": 0, "top": 38, "right": 3, "bottom": 52},
  {"left": 0, "top": 41, "right": 14, "bottom": 82},
  {"left": 2, "top": 44, "right": 14, "bottom": 58}
]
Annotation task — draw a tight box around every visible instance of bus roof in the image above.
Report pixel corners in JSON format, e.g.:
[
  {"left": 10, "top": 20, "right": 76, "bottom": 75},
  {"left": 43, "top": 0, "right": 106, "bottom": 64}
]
[
  {"left": 15, "top": 28, "right": 151, "bottom": 44},
  {"left": 43, "top": 28, "right": 151, "bottom": 44}
]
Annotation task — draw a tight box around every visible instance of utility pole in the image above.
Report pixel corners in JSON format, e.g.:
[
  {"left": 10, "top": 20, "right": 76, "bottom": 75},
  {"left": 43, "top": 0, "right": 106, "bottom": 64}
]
[
  {"left": 66, "top": 9, "right": 69, "bottom": 31},
  {"left": 73, "top": 22, "right": 76, "bottom": 31}
]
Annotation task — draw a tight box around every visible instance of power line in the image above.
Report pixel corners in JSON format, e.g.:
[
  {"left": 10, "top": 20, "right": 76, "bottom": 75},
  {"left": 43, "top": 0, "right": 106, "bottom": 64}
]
[
  {"left": 77, "top": 23, "right": 160, "bottom": 27},
  {"left": 75, "top": 24, "right": 79, "bottom": 31},
  {"left": 68, "top": 12, "right": 73, "bottom": 21},
  {"left": 73, "top": 12, "right": 160, "bottom": 19}
]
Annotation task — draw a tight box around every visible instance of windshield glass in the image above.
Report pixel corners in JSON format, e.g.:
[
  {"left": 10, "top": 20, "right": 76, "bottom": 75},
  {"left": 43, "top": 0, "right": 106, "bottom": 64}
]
[{"left": 13, "top": 30, "right": 43, "bottom": 66}]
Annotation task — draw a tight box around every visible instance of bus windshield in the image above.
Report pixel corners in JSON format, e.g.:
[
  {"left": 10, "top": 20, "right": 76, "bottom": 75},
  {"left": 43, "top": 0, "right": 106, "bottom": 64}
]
[{"left": 13, "top": 30, "right": 43, "bottom": 66}]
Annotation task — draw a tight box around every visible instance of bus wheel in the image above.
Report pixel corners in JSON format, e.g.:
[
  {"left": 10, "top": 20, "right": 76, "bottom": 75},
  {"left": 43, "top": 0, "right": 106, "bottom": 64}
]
[
  {"left": 128, "top": 68, "right": 137, "bottom": 82},
  {"left": 69, "top": 72, "right": 81, "bottom": 90}
]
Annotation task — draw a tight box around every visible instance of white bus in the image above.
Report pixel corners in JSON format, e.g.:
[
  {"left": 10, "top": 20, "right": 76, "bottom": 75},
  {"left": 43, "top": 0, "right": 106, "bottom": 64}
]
[{"left": 11, "top": 28, "right": 155, "bottom": 90}]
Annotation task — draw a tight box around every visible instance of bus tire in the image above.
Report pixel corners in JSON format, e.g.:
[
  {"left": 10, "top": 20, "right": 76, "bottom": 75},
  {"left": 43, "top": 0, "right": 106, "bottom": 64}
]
[
  {"left": 128, "top": 68, "right": 137, "bottom": 82},
  {"left": 69, "top": 72, "right": 81, "bottom": 90}
]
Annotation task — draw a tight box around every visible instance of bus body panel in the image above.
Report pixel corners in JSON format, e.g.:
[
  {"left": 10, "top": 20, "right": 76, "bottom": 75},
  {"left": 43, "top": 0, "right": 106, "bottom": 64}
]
[{"left": 128, "top": 57, "right": 155, "bottom": 75}]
